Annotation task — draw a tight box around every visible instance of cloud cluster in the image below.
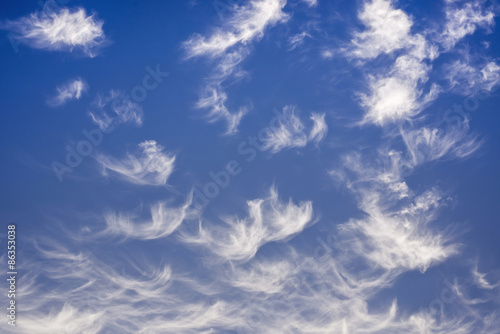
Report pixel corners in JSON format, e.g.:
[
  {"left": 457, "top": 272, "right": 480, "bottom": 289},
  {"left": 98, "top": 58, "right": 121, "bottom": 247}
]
[
  {"left": 96, "top": 140, "right": 175, "bottom": 186},
  {"left": 184, "top": 0, "right": 289, "bottom": 134},
  {"left": 0, "top": 1, "right": 106, "bottom": 57},
  {"left": 351, "top": 0, "right": 496, "bottom": 126},
  {"left": 439, "top": 0, "right": 495, "bottom": 51}
]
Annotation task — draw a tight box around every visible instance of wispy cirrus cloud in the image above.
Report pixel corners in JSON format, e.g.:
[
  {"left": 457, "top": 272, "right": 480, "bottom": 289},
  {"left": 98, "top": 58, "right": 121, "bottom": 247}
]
[
  {"left": 96, "top": 140, "right": 175, "bottom": 186},
  {"left": 0, "top": 1, "right": 107, "bottom": 57},
  {"left": 47, "top": 78, "right": 88, "bottom": 107},
  {"left": 301, "top": 0, "right": 318, "bottom": 7},
  {"left": 195, "top": 84, "right": 248, "bottom": 135},
  {"left": 179, "top": 187, "right": 315, "bottom": 261},
  {"left": 183, "top": 0, "right": 288, "bottom": 58},
  {"left": 183, "top": 0, "right": 289, "bottom": 134},
  {"left": 262, "top": 106, "right": 328, "bottom": 153},
  {"left": 444, "top": 60, "right": 500, "bottom": 94},
  {"left": 89, "top": 90, "right": 143, "bottom": 131},
  {"left": 100, "top": 195, "right": 194, "bottom": 241},
  {"left": 288, "top": 31, "right": 311, "bottom": 50}
]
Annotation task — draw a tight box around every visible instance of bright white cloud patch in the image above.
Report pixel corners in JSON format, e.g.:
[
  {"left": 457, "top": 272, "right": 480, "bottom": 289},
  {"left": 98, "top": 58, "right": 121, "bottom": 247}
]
[
  {"left": 360, "top": 60, "right": 440, "bottom": 126},
  {"left": 350, "top": 0, "right": 414, "bottom": 59},
  {"left": 351, "top": 0, "right": 498, "bottom": 126},
  {"left": 262, "top": 106, "right": 328, "bottom": 153},
  {"left": 179, "top": 187, "right": 315, "bottom": 261},
  {"left": 0, "top": 2, "right": 106, "bottom": 57},
  {"left": 96, "top": 140, "right": 175, "bottom": 186},
  {"left": 47, "top": 78, "right": 87, "bottom": 106},
  {"left": 183, "top": 0, "right": 289, "bottom": 134},
  {"left": 89, "top": 90, "right": 143, "bottom": 131}
]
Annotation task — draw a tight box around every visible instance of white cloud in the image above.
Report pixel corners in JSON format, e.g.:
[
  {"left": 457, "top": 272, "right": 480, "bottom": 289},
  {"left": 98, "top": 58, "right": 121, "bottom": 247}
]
[
  {"left": 444, "top": 60, "right": 500, "bottom": 94},
  {"left": 183, "top": 0, "right": 288, "bottom": 58},
  {"left": 96, "top": 140, "right": 175, "bottom": 186},
  {"left": 351, "top": 0, "right": 496, "bottom": 126},
  {"left": 349, "top": 0, "right": 442, "bottom": 125},
  {"left": 179, "top": 187, "right": 315, "bottom": 261},
  {"left": 330, "top": 118, "right": 480, "bottom": 273},
  {"left": 440, "top": 1, "right": 495, "bottom": 51},
  {"left": 339, "top": 190, "right": 457, "bottom": 272},
  {"left": 47, "top": 78, "right": 87, "bottom": 107},
  {"left": 225, "top": 259, "right": 295, "bottom": 294},
  {"left": 309, "top": 112, "right": 328, "bottom": 144},
  {"left": 89, "top": 90, "right": 143, "bottom": 131},
  {"left": 183, "top": 0, "right": 288, "bottom": 134},
  {"left": 101, "top": 195, "right": 194, "bottom": 240},
  {"left": 472, "top": 265, "right": 499, "bottom": 290},
  {"left": 262, "top": 106, "right": 328, "bottom": 153},
  {"left": 288, "top": 31, "right": 311, "bottom": 50},
  {"left": 196, "top": 84, "right": 248, "bottom": 135},
  {"left": 0, "top": 1, "right": 106, "bottom": 57},
  {"left": 360, "top": 56, "right": 436, "bottom": 126},
  {"left": 321, "top": 48, "right": 334, "bottom": 59},
  {"left": 332, "top": 150, "right": 458, "bottom": 272},
  {"left": 350, "top": 0, "right": 414, "bottom": 59},
  {"left": 400, "top": 124, "right": 482, "bottom": 164}
]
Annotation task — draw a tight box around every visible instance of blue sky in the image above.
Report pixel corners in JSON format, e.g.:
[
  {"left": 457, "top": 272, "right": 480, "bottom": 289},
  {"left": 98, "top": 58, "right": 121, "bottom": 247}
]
[{"left": 1, "top": 0, "right": 500, "bottom": 332}]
